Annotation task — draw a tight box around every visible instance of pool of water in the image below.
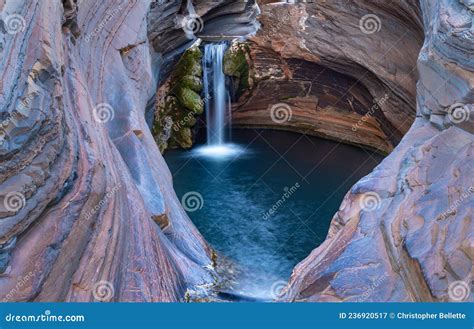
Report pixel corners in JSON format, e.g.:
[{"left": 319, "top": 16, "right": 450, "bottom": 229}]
[{"left": 164, "top": 129, "right": 383, "bottom": 299}]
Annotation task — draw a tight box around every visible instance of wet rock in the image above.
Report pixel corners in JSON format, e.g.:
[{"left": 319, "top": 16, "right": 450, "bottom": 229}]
[
  {"left": 153, "top": 46, "right": 204, "bottom": 151},
  {"left": 147, "top": 0, "right": 260, "bottom": 84},
  {"left": 224, "top": 42, "right": 251, "bottom": 97},
  {"left": 230, "top": 43, "right": 396, "bottom": 153}
]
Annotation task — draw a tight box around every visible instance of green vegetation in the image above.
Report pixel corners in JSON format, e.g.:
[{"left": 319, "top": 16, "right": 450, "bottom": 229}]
[
  {"left": 153, "top": 46, "right": 204, "bottom": 152},
  {"left": 223, "top": 42, "right": 250, "bottom": 97}
]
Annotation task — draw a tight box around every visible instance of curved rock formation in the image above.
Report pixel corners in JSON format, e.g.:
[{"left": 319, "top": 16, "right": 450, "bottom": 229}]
[
  {"left": 0, "top": 0, "right": 215, "bottom": 302},
  {"left": 147, "top": 0, "right": 260, "bottom": 85},
  {"left": 230, "top": 0, "right": 424, "bottom": 154},
  {"left": 281, "top": 0, "right": 473, "bottom": 302},
  {"left": 0, "top": 0, "right": 471, "bottom": 303},
  {"left": 148, "top": 0, "right": 260, "bottom": 151}
]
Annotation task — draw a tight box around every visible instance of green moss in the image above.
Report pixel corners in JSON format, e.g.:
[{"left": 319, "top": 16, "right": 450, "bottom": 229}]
[
  {"left": 175, "top": 46, "right": 203, "bottom": 77},
  {"left": 174, "top": 111, "right": 197, "bottom": 128},
  {"left": 153, "top": 46, "right": 205, "bottom": 152},
  {"left": 223, "top": 43, "right": 250, "bottom": 96},
  {"left": 175, "top": 87, "right": 204, "bottom": 114},
  {"left": 170, "top": 127, "right": 193, "bottom": 149},
  {"left": 180, "top": 75, "right": 203, "bottom": 92}
]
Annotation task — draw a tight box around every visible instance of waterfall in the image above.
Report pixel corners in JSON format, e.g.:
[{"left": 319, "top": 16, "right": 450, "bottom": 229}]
[
  {"left": 203, "top": 43, "right": 229, "bottom": 146},
  {"left": 195, "top": 43, "right": 243, "bottom": 159}
]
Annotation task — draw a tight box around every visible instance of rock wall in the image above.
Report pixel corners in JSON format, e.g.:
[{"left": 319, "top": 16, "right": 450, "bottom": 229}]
[
  {"left": 281, "top": 0, "right": 473, "bottom": 302},
  {"left": 227, "top": 41, "right": 395, "bottom": 153},
  {"left": 0, "top": 0, "right": 471, "bottom": 303},
  {"left": 230, "top": 0, "right": 424, "bottom": 153},
  {"left": 148, "top": 0, "right": 260, "bottom": 151},
  {"left": 153, "top": 45, "right": 204, "bottom": 152},
  {"left": 0, "top": 0, "right": 215, "bottom": 302},
  {"left": 148, "top": 0, "right": 260, "bottom": 85}
]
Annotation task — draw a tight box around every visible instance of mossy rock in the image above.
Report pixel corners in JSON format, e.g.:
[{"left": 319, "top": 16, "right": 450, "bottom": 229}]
[
  {"left": 153, "top": 46, "right": 204, "bottom": 153},
  {"left": 170, "top": 127, "right": 193, "bottom": 149},
  {"left": 174, "top": 111, "right": 197, "bottom": 129},
  {"left": 224, "top": 46, "right": 247, "bottom": 78},
  {"left": 175, "top": 87, "right": 204, "bottom": 114},
  {"left": 223, "top": 43, "right": 250, "bottom": 94},
  {"left": 175, "top": 46, "right": 203, "bottom": 77},
  {"left": 158, "top": 141, "right": 168, "bottom": 153},
  {"left": 153, "top": 115, "right": 174, "bottom": 153},
  {"left": 180, "top": 75, "right": 203, "bottom": 92},
  {"left": 158, "top": 96, "right": 180, "bottom": 116}
]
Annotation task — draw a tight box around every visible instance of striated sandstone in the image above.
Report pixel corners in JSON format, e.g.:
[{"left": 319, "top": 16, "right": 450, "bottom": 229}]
[
  {"left": 0, "top": 0, "right": 472, "bottom": 304},
  {"left": 282, "top": 0, "right": 473, "bottom": 302},
  {"left": 230, "top": 0, "right": 424, "bottom": 153},
  {"left": 0, "top": 0, "right": 215, "bottom": 302}
]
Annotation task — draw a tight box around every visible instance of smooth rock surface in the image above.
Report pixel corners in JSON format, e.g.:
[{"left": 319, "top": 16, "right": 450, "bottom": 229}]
[
  {"left": 230, "top": 0, "right": 424, "bottom": 153},
  {"left": 0, "top": 0, "right": 472, "bottom": 303},
  {"left": 0, "top": 0, "right": 215, "bottom": 302},
  {"left": 281, "top": 0, "right": 473, "bottom": 302}
]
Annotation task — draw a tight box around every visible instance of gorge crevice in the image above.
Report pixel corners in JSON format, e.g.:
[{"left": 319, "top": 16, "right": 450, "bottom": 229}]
[{"left": 0, "top": 0, "right": 472, "bottom": 302}]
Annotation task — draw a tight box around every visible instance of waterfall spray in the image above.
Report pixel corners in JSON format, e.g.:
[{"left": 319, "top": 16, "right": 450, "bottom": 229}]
[
  {"left": 203, "top": 43, "right": 229, "bottom": 145},
  {"left": 194, "top": 43, "right": 243, "bottom": 159}
]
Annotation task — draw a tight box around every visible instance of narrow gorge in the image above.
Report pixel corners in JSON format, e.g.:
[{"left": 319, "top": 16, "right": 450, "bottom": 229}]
[{"left": 0, "top": 0, "right": 472, "bottom": 303}]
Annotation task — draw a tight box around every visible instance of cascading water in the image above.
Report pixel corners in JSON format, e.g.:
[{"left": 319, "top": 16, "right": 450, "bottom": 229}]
[
  {"left": 194, "top": 43, "right": 243, "bottom": 159},
  {"left": 203, "top": 43, "right": 228, "bottom": 145}
]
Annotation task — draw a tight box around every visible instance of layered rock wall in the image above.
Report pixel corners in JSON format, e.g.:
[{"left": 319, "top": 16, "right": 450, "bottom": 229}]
[
  {"left": 0, "top": 0, "right": 215, "bottom": 302},
  {"left": 0, "top": 0, "right": 471, "bottom": 303},
  {"left": 148, "top": 0, "right": 260, "bottom": 151},
  {"left": 282, "top": 0, "right": 473, "bottom": 302},
  {"left": 230, "top": 0, "right": 424, "bottom": 153}
]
